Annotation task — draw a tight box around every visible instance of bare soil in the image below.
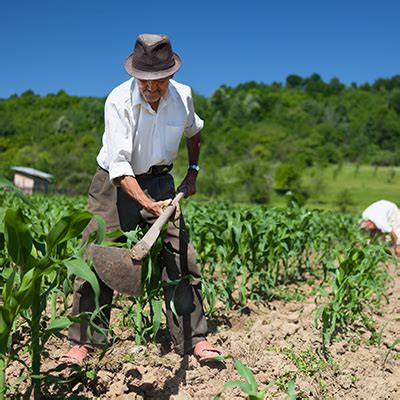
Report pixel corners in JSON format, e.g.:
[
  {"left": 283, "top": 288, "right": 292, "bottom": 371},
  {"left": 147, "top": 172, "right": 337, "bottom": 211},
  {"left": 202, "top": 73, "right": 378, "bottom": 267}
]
[{"left": 6, "top": 264, "right": 400, "bottom": 399}]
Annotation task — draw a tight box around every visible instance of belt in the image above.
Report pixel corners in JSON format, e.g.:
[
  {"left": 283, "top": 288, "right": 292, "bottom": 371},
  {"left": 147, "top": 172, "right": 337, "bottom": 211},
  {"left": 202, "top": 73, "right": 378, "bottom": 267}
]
[
  {"left": 97, "top": 164, "right": 173, "bottom": 176},
  {"left": 139, "top": 164, "right": 173, "bottom": 176}
]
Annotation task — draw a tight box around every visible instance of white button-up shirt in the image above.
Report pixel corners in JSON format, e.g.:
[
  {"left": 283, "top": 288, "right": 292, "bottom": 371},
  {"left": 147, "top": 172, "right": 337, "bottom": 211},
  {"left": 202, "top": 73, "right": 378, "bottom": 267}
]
[{"left": 97, "top": 78, "right": 204, "bottom": 181}]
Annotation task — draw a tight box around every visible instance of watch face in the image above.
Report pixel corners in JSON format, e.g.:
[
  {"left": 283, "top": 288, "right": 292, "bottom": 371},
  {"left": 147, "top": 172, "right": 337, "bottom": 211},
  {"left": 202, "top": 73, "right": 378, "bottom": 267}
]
[{"left": 189, "top": 164, "right": 200, "bottom": 172}]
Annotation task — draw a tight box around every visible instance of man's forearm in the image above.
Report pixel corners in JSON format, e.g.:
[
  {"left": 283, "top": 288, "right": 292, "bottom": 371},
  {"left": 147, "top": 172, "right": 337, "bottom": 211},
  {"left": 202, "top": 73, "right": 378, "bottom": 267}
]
[
  {"left": 116, "top": 175, "right": 151, "bottom": 207},
  {"left": 116, "top": 175, "right": 173, "bottom": 217},
  {"left": 186, "top": 132, "right": 201, "bottom": 165}
]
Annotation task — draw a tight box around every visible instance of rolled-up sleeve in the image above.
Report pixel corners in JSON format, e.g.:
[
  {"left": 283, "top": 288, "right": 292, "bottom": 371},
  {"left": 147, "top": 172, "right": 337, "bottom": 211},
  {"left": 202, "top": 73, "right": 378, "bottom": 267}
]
[
  {"left": 184, "top": 93, "right": 204, "bottom": 138},
  {"left": 104, "top": 99, "right": 135, "bottom": 183}
]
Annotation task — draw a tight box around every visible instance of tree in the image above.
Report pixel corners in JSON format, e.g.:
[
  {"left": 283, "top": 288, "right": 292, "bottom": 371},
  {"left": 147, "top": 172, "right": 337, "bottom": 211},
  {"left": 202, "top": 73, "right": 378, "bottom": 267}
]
[
  {"left": 388, "top": 88, "right": 400, "bottom": 114},
  {"left": 286, "top": 74, "right": 304, "bottom": 89},
  {"left": 304, "top": 74, "right": 328, "bottom": 95}
]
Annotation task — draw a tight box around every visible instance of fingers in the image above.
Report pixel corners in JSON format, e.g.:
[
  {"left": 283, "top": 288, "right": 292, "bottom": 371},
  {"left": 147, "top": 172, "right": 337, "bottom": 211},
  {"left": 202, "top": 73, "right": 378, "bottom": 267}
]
[
  {"left": 144, "top": 199, "right": 172, "bottom": 217},
  {"left": 144, "top": 195, "right": 184, "bottom": 218},
  {"left": 156, "top": 199, "right": 173, "bottom": 216},
  {"left": 160, "top": 199, "right": 172, "bottom": 208},
  {"left": 174, "top": 203, "right": 181, "bottom": 221}
]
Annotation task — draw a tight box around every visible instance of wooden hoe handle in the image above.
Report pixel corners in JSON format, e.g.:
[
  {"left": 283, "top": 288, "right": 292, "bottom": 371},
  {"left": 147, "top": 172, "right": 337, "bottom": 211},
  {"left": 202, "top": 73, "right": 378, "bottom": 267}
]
[{"left": 130, "top": 191, "right": 185, "bottom": 261}]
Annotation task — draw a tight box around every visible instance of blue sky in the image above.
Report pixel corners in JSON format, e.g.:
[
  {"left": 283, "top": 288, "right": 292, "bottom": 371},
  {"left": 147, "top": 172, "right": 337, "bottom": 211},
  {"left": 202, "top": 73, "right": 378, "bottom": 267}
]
[{"left": 1, "top": 0, "right": 399, "bottom": 98}]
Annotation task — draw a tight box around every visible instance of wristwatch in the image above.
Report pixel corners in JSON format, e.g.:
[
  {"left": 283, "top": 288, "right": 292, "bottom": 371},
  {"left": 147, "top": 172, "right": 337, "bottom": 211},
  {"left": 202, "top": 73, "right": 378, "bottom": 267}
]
[{"left": 188, "top": 164, "right": 200, "bottom": 172}]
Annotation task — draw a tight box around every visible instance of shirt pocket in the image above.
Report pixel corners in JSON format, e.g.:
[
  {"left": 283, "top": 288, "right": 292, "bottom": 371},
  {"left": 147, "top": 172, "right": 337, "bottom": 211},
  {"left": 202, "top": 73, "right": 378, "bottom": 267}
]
[{"left": 165, "top": 125, "right": 185, "bottom": 159}]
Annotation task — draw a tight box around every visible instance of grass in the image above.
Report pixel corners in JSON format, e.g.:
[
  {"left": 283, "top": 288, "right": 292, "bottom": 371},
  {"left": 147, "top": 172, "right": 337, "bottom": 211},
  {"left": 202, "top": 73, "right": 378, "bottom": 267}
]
[
  {"left": 272, "top": 163, "right": 400, "bottom": 211},
  {"left": 267, "top": 345, "right": 337, "bottom": 398}
]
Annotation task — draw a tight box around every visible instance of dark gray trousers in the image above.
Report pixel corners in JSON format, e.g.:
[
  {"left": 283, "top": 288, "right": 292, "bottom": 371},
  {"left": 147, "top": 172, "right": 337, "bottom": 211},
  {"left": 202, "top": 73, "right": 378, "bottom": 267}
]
[{"left": 68, "top": 167, "right": 208, "bottom": 355}]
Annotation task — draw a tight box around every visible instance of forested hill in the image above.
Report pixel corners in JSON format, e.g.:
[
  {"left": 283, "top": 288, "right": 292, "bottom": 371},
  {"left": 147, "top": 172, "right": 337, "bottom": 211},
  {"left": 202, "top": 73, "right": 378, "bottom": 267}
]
[{"left": 1, "top": 74, "right": 400, "bottom": 202}]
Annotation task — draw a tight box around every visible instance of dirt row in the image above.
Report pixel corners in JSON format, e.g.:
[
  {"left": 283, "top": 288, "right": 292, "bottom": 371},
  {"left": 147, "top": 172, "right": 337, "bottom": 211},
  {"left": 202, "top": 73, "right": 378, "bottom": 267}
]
[{"left": 6, "top": 265, "right": 400, "bottom": 399}]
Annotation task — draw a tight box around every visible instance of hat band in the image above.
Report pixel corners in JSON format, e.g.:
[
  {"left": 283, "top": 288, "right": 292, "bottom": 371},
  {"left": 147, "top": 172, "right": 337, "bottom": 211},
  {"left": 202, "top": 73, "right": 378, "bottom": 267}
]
[{"left": 131, "top": 57, "right": 176, "bottom": 73}]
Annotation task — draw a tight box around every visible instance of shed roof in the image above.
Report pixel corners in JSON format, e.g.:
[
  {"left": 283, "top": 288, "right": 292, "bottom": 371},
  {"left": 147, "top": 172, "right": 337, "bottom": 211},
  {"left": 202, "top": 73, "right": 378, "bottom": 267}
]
[{"left": 11, "top": 166, "right": 53, "bottom": 181}]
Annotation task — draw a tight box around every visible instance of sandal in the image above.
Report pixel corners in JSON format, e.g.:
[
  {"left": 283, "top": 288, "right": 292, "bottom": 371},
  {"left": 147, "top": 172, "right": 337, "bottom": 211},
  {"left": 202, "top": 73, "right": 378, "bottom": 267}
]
[
  {"left": 60, "top": 345, "right": 89, "bottom": 364},
  {"left": 193, "top": 340, "right": 222, "bottom": 363}
]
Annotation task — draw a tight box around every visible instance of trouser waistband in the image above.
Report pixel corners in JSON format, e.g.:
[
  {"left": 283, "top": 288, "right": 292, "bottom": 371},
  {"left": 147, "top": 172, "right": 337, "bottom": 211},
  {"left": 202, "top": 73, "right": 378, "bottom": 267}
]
[{"left": 97, "top": 164, "right": 173, "bottom": 176}]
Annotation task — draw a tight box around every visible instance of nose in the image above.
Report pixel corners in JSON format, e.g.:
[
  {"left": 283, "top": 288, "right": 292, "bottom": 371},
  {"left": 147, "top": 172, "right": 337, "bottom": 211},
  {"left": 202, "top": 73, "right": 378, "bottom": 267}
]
[{"left": 145, "top": 80, "right": 154, "bottom": 90}]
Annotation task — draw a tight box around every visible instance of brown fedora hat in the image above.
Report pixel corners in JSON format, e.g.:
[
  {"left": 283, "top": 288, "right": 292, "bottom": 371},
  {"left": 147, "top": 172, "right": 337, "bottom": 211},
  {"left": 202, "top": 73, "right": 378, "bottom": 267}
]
[{"left": 124, "top": 34, "right": 182, "bottom": 80}]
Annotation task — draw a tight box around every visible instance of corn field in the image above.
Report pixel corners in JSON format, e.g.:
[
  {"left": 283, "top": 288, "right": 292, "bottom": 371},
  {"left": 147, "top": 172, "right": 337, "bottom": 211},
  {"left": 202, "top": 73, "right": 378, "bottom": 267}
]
[{"left": 0, "top": 183, "right": 393, "bottom": 398}]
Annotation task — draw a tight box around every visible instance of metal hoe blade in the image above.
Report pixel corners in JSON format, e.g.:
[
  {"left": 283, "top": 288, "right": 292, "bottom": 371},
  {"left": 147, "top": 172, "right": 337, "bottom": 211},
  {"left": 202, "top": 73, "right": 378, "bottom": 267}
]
[
  {"left": 88, "top": 244, "right": 142, "bottom": 296},
  {"left": 89, "top": 191, "right": 185, "bottom": 297}
]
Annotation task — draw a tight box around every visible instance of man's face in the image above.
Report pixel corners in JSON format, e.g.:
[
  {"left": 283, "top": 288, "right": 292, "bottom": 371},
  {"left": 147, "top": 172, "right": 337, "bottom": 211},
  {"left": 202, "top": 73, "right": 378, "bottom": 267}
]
[
  {"left": 362, "top": 220, "right": 377, "bottom": 231},
  {"left": 137, "top": 76, "right": 171, "bottom": 104}
]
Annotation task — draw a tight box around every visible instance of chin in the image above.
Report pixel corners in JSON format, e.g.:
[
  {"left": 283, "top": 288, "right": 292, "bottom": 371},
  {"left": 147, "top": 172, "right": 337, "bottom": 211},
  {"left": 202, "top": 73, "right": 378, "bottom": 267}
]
[{"left": 142, "top": 93, "right": 161, "bottom": 103}]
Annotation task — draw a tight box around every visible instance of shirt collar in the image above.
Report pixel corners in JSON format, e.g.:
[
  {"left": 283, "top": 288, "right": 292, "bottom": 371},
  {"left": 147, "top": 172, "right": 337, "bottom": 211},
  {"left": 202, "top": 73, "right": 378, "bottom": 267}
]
[{"left": 131, "top": 79, "right": 142, "bottom": 107}]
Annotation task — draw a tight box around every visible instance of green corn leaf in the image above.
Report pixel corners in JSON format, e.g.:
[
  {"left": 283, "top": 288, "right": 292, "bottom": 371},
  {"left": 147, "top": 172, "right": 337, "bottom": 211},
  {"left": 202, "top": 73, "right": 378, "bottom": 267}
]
[
  {"left": 384, "top": 338, "right": 400, "bottom": 365},
  {"left": 2, "top": 270, "right": 16, "bottom": 303},
  {"left": 45, "top": 317, "right": 72, "bottom": 334},
  {"left": 93, "top": 215, "right": 106, "bottom": 245},
  {"left": 134, "top": 302, "right": 143, "bottom": 339},
  {"left": 234, "top": 359, "right": 258, "bottom": 394},
  {"left": 46, "top": 211, "right": 92, "bottom": 254},
  {"left": 123, "top": 227, "right": 141, "bottom": 245},
  {"left": 220, "top": 379, "right": 253, "bottom": 395},
  {"left": 0, "top": 307, "right": 13, "bottom": 336},
  {"left": 0, "top": 266, "right": 14, "bottom": 281},
  {"left": 4, "top": 208, "right": 33, "bottom": 269},
  {"left": 0, "top": 176, "right": 36, "bottom": 209},
  {"left": 285, "top": 379, "right": 297, "bottom": 399},
  {"left": 64, "top": 258, "right": 100, "bottom": 308},
  {"left": 150, "top": 299, "right": 162, "bottom": 337},
  {"left": 388, "top": 338, "right": 400, "bottom": 349},
  {"left": 13, "top": 269, "right": 37, "bottom": 311}
]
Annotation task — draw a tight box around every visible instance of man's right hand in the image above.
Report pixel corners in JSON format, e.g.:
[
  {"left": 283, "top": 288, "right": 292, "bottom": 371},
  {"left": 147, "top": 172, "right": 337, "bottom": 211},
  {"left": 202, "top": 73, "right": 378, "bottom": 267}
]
[
  {"left": 143, "top": 199, "right": 172, "bottom": 217},
  {"left": 117, "top": 175, "right": 172, "bottom": 217}
]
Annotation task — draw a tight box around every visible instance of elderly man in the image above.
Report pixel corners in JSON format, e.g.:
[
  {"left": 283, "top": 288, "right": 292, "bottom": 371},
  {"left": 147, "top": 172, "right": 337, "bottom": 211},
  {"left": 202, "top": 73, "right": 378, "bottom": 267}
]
[
  {"left": 359, "top": 199, "right": 400, "bottom": 257},
  {"left": 62, "top": 34, "right": 220, "bottom": 363}
]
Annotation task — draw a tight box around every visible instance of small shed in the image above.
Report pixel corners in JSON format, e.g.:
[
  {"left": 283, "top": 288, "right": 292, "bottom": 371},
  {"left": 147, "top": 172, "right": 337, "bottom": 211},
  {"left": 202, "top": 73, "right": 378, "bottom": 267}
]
[{"left": 10, "top": 166, "right": 53, "bottom": 194}]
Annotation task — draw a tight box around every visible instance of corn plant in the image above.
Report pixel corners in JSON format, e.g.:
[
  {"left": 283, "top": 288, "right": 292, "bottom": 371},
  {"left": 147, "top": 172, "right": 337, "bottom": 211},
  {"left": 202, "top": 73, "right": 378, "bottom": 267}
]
[
  {"left": 1, "top": 185, "right": 392, "bottom": 398},
  {"left": 383, "top": 338, "right": 400, "bottom": 366},
  {"left": 285, "top": 379, "right": 297, "bottom": 400},
  {"left": 213, "top": 358, "right": 266, "bottom": 400},
  {"left": 118, "top": 230, "right": 165, "bottom": 345},
  {"left": 0, "top": 183, "right": 101, "bottom": 399},
  {"left": 183, "top": 201, "right": 361, "bottom": 313},
  {"left": 315, "top": 245, "right": 390, "bottom": 347}
]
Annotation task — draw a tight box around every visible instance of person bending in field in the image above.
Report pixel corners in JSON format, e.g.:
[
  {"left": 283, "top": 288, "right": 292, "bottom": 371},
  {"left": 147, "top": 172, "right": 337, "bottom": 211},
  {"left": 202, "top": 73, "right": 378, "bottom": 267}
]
[
  {"left": 359, "top": 199, "right": 400, "bottom": 257},
  {"left": 61, "top": 34, "right": 220, "bottom": 364}
]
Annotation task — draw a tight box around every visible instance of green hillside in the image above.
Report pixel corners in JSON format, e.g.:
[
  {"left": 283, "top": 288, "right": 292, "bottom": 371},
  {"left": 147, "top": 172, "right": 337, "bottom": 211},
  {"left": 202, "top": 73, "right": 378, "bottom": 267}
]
[
  {"left": 280, "top": 163, "right": 400, "bottom": 212},
  {"left": 1, "top": 74, "right": 400, "bottom": 207}
]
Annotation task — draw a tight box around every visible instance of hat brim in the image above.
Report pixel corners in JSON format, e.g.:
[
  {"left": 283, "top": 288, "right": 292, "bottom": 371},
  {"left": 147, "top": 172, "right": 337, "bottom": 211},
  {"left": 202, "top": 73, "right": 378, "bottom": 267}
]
[{"left": 124, "top": 53, "right": 182, "bottom": 80}]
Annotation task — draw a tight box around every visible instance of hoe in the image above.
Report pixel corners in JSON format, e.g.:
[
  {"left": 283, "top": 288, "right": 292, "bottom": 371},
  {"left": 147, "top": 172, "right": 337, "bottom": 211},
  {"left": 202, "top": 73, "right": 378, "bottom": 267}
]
[{"left": 88, "top": 191, "right": 184, "bottom": 296}]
